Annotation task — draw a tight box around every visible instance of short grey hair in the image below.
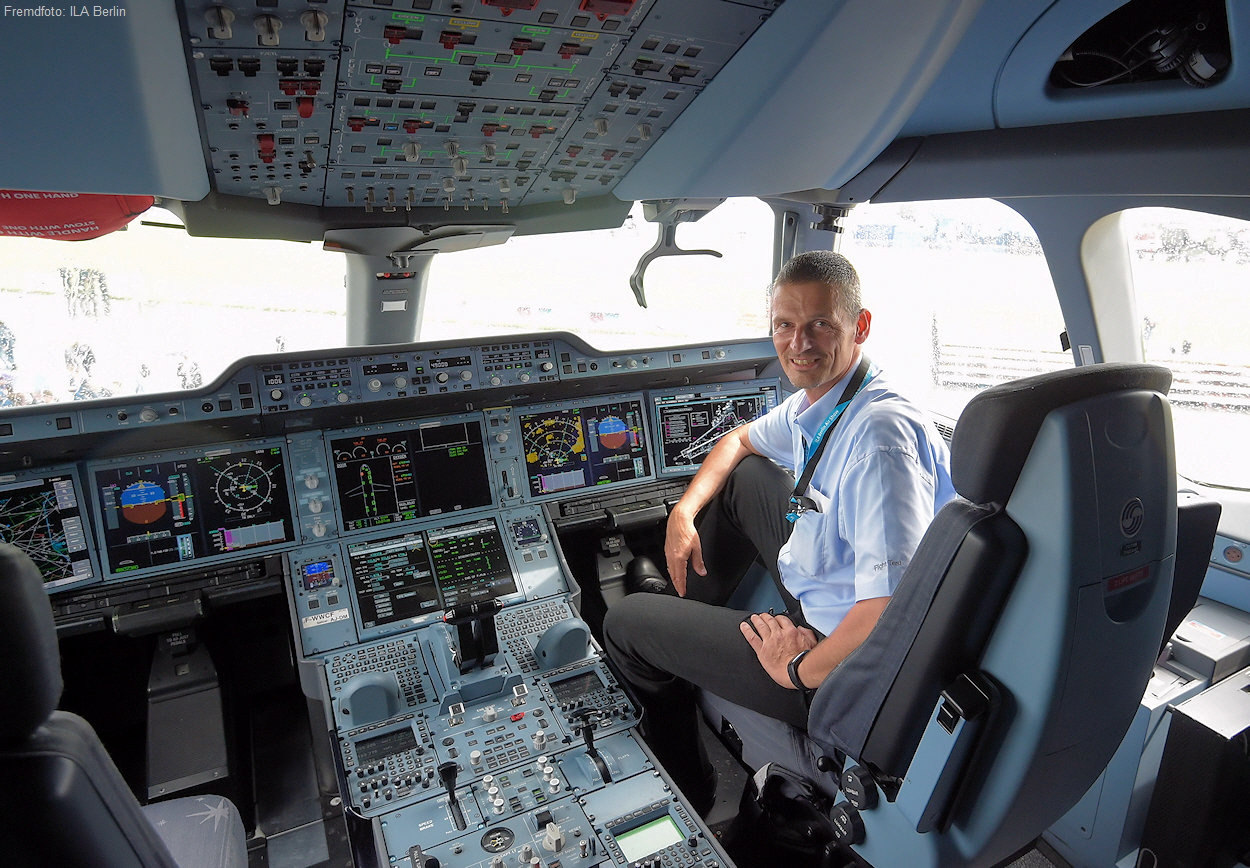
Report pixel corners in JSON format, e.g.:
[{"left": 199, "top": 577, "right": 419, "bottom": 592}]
[{"left": 770, "top": 251, "right": 863, "bottom": 322}]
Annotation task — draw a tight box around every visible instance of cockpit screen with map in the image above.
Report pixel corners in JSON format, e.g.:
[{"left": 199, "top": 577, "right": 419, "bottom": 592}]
[
  {"left": 330, "top": 417, "right": 491, "bottom": 533},
  {"left": 652, "top": 381, "right": 780, "bottom": 475},
  {"left": 89, "top": 442, "right": 295, "bottom": 577},
  {"left": 0, "top": 467, "right": 97, "bottom": 592},
  {"left": 518, "top": 396, "right": 652, "bottom": 499}
]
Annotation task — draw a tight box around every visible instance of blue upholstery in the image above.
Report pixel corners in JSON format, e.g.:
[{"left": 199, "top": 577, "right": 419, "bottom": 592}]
[{"left": 0, "top": 543, "right": 247, "bottom": 868}]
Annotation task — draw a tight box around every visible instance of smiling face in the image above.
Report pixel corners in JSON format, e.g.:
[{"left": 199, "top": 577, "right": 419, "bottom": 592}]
[{"left": 770, "top": 280, "right": 871, "bottom": 402}]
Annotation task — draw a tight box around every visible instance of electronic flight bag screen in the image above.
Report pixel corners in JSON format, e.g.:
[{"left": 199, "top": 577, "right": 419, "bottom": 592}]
[
  {"left": 330, "top": 417, "right": 491, "bottom": 532},
  {"left": 652, "top": 380, "right": 780, "bottom": 475},
  {"left": 90, "top": 443, "right": 295, "bottom": 577},
  {"left": 519, "top": 396, "right": 652, "bottom": 498},
  {"left": 0, "top": 467, "right": 97, "bottom": 591}
]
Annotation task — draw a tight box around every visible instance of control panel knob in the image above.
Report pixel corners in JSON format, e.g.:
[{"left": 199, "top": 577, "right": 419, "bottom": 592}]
[
  {"left": 539, "top": 361, "right": 554, "bottom": 372},
  {"left": 394, "top": 376, "right": 408, "bottom": 389},
  {"left": 298, "top": 394, "right": 313, "bottom": 407},
  {"left": 311, "top": 520, "right": 328, "bottom": 538},
  {"left": 336, "top": 392, "right": 349, "bottom": 403},
  {"left": 436, "top": 372, "right": 450, "bottom": 384},
  {"left": 490, "top": 375, "right": 502, "bottom": 386},
  {"left": 308, "top": 498, "right": 323, "bottom": 514},
  {"left": 627, "top": 358, "right": 638, "bottom": 368},
  {"left": 139, "top": 407, "right": 159, "bottom": 423},
  {"left": 270, "top": 388, "right": 283, "bottom": 401},
  {"left": 495, "top": 433, "right": 509, "bottom": 444},
  {"left": 830, "top": 804, "right": 866, "bottom": 846},
  {"left": 519, "top": 372, "right": 531, "bottom": 383},
  {"left": 304, "top": 474, "right": 320, "bottom": 490},
  {"left": 532, "top": 730, "right": 546, "bottom": 750},
  {"left": 482, "top": 706, "right": 498, "bottom": 722},
  {"left": 459, "top": 370, "right": 472, "bottom": 381},
  {"left": 520, "top": 844, "right": 534, "bottom": 861},
  {"left": 367, "top": 378, "right": 382, "bottom": 392},
  {"left": 715, "top": 349, "right": 727, "bottom": 359}
]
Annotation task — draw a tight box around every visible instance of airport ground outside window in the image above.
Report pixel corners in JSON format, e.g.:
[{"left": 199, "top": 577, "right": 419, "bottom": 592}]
[
  {"left": 0, "top": 211, "right": 346, "bottom": 406},
  {"left": 1122, "top": 207, "right": 1250, "bottom": 490},
  {"left": 840, "top": 198, "right": 1068, "bottom": 424},
  {"left": 422, "top": 197, "right": 775, "bottom": 348}
]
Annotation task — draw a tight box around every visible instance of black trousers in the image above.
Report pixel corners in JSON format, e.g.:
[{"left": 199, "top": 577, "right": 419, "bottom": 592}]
[{"left": 602, "top": 456, "right": 811, "bottom": 798}]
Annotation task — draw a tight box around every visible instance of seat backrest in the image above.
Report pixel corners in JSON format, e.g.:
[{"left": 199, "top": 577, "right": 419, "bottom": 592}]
[
  {"left": 0, "top": 543, "right": 181, "bottom": 868},
  {"left": 807, "top": 363, "right": 1178, "bottom": 867}
]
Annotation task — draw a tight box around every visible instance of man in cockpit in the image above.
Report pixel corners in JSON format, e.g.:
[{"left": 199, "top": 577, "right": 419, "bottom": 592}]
[{"left": 603, "top": 250, "right": 955, "bottom": 813}]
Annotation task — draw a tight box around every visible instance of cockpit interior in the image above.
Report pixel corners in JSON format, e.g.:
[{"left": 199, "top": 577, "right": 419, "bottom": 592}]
[{"left": 2, "top": 1, "right": 1250, "bottom": 867}]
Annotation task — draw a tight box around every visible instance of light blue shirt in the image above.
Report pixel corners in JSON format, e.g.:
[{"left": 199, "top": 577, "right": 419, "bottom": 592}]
[{"left": 748, "top": 361, "right": 956, "bottom": 636}]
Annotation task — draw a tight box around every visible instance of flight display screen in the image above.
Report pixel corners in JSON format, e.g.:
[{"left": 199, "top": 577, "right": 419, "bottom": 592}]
[
  {"left": 652, "top": 381, "right": 779, "bottom": 474},
  {"left": 427, "top": 518, "right": 517, "bottom": 608},
  {"left": 519, "top": 396, "right": 652, "bottom": 498},
  {"left": 0, "top": 469, "right": 96, "bottom": 590},
  {"left": 330, "top": 418, "right": 491, "bottom": 532},
  {"left": 91, "top": 443, "right": 295, "bottom": 576},
  {"left": 347, "top": 532, "right": 440, "bottom": 630}
]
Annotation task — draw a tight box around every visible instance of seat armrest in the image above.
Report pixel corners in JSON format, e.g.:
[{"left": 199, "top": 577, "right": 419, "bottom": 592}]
[{"left": 896, "top": 672, "right": 995, "bottom": 833}]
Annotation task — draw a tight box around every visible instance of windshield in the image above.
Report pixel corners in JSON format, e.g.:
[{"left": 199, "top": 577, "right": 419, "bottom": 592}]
[{"left": 0, "top": 199, "right": 775, "bottom": 407}]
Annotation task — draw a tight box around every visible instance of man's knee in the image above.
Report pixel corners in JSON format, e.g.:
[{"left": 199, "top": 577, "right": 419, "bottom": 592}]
[{"left": 602, "top": 593, "right": 663, "bottom": 660}]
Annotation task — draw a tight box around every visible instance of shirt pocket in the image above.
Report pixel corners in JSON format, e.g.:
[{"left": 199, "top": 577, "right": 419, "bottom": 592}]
[{"left": 786, "top": 485, "right": 837, "bottom": 579}]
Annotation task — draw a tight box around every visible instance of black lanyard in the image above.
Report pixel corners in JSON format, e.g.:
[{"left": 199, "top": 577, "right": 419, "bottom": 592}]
[{"left": 785, "top": 355, "right": 873, "bottom": 523}]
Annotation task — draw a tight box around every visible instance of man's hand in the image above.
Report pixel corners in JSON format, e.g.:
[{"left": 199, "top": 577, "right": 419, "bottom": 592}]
[
  {"left": 664, "top": 508, "right": 706, "bottom": 597},
  {"left": 740, "top": 612, "right": 818, "bottom": 689}
]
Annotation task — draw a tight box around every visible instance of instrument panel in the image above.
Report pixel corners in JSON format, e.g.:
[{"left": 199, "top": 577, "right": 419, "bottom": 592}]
[{"left": 0, "top": 333, "right": 778, "bottom": 868}]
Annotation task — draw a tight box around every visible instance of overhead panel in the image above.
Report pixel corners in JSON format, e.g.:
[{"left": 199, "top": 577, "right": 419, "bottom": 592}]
[{"left": 181, "top": 0, "right": 778, "bottom": 216}]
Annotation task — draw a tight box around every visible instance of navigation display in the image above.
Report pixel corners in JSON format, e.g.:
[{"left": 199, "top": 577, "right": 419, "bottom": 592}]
[
  {"left": 0, "top": 469, "right": 97, "bottom": 591},
  {"left": 347, "top": 532, "right": 440, "bottom": 630},
  {"left": 427, "top": 518, "right": 518, "bottom": 608},
  {"left": 519, "top": 396, "right": 652, "bottom": 498},
  {"left": 91, "top": 443, "right": 295, "bottom": 576},
  {"left": 330, "top": 417, "right": 491, "bottom": 532},
  {"left": 652, "top": 381, "right": 779, "bottom": 474}
]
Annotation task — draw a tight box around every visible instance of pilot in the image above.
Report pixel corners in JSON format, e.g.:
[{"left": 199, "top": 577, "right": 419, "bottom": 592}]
[{"left": 603, "top": 250, "right": 955, "bottom": 813}]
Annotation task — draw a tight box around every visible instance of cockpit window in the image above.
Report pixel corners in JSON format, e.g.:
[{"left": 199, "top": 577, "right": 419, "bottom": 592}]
[
  {"left": 0, "top": 208, "right": 346, "bottom": 407},
  {"left": 840, "top": 198, "right": 1068, "bottom": 422},
  {"left": 1122, "top": 207, "right": 1250, "bottom": 489},
  {"left": 422, "top": 197, "right": 774, "bottom": 348},
  {"left": 0, "top": 199, "right": 775, "bottom": 408}
]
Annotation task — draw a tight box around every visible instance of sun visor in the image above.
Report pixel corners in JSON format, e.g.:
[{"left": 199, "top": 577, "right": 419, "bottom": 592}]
[{"left": 0, "top": 191, "right": 154, "bottom": 241}]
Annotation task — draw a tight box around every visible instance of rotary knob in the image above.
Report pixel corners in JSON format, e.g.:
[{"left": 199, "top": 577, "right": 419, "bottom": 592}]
[
  {"left": 298, "top": 394, "right": 313, "bottom": 407},
  {"left": 459, "top": 370, "right": 472, "bottom": 381},
  {"left": 436, "top": 372, "right": 450, "bottom": 384},
  {"left": 519, "top": 372, "right": 531, "bottom": 382},
  {"left": 367, "top": 378, "right": 382, "bottom": 392},
  {"left": 539, "top": 361, "right": 554, "bottom": 372},
  {"left": 270, "top": 388, "right": 283, "bottom": 401},
  {"left": 394, "top": 376, "right": 408, "bottom": 389},
  {"left": 139, "top": 407, "right": 159, "bottom": 423},
  {"left": 311, "top": 520, "right": 328, "bottom": 538},
  {"left": 336, "top": 392, "right": 349, "bottom": 403},
  {"left": 490, "top": 375, "right": 502, "bottom": 386},
  {"left": 308, "top": 498, "right": 323, "bottom": 514}
]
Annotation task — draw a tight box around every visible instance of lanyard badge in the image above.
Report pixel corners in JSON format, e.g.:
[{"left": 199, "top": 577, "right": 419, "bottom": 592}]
[{"left": 784, "top": 355, "right": 874, "bottom": 524}]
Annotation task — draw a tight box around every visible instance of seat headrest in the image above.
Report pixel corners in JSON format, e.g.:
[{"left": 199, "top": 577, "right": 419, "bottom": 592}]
[
  {"left": 0, "top": 544, "right": 63, "bottom": 742},
  {"left": 951, "top": 363, "right": 1172, "bottom": 504}
]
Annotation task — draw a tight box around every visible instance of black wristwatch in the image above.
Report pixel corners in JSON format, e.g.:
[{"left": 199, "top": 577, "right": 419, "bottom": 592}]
[{"left": 787, "top": 649, "right": 813, "bottom": 693}]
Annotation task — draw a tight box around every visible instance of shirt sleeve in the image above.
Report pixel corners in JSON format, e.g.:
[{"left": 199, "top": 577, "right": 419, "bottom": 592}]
[
  {"left": 747, "top": 393, "right": 798, "bottom": 469},
  {"left": 837, "top": 430, "right": 940, "bottom": 602}
]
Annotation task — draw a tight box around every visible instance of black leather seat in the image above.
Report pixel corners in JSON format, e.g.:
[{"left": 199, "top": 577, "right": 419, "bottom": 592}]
[{"left": 0, "top": 542, "right": 248, "bottom": 868}]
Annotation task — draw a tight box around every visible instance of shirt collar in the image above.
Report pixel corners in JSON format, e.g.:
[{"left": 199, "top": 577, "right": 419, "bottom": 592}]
[{"left": 793, "top": 356, "right": 863, "bottom": 444}]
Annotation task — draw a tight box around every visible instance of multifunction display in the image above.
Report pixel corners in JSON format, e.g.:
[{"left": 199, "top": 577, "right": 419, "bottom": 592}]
[
  {"left": 347, "top": 532, "right": 440, "bottom": 630},
  {"left": 91, "top": 444, "right": 294, "bottom": 575},
  {"left": 331, "top": 418, "right": 491, "bottom": 532},
  {"left": 0, "top": 470, "right": 95, "bottom": 590},
  {"left": 427, "top": 518, "right": 518, "bottom": 608},
  {"left": 652, "top": 382, "right": 779, "bottom": 474},
  {"left": 519, "top": 397, "right": 652, "bottom": 498}
]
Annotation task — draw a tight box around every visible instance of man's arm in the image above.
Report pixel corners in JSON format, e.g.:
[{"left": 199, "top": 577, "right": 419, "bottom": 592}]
[
  {"left": 665, "top": 424, "right": 760, "bottom": 596},
  {"left": 739, "top": 597, "right": 889, "bottom": 689}
]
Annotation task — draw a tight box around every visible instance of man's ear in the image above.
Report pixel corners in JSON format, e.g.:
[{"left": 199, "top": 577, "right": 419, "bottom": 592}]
[{"left": 854, "top": 309, "right": 872, "bottom": 344}]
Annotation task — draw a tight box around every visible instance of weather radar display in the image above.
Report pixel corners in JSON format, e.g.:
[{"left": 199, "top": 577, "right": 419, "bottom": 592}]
[
  {"left": 519, "top": 397, "right": 651, "bottom": 497},
  {"left": 0, "top": 471, "right": 95, "bottom": 590},
  {"left": 92, "top": 445, "right": 295, "bottom": 575}
]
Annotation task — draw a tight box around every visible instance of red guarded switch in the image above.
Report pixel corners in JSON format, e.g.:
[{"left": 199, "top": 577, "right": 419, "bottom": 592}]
[{"left": 257, "top": 134, "right": 276, "bottom": 164}]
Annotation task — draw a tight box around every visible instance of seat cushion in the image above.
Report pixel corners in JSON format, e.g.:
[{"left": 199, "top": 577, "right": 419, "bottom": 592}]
[{"left": 143, "top": 796, "right": 248, "bottom": 868}]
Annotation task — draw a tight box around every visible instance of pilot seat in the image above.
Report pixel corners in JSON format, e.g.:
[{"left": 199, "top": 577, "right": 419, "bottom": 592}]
[
  {"left": 0, "top": 542, "right": 248, "bottom": 868},
  {"left": 701, "top": 362, "right": 1185, "bottom": 867}
]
